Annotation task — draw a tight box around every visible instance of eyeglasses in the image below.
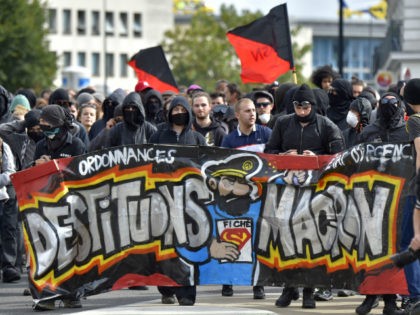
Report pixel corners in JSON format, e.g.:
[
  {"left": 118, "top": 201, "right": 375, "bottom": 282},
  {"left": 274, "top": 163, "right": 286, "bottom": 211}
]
[
  {"left": 293, "top": 101, "right": 312, "bottom": 110},
  {"left": 380, "top": 98, "right": 399, "bottom": 106},
  {"left": 255, "top": 102, "right": 271, "bottom": 108}
]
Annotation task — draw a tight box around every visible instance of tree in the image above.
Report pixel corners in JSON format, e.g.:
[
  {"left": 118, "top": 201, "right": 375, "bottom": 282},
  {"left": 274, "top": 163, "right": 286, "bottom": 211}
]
[
  {"left": 0, "top": 0, "right": 57, "bottom": 93},
  {"left": 162, "top": 4, "right": 311, "bottom": 92}
]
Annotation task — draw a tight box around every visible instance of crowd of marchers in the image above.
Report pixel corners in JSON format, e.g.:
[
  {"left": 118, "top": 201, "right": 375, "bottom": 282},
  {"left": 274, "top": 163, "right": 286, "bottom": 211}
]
[{"left": 1, "top": 65, "right": 420, "bottom": 314}]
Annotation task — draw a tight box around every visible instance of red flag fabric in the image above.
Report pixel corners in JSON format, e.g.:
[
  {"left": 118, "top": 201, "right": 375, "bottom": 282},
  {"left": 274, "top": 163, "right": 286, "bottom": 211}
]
[
  {"left": 227, "top": 4, "right": 294, "bottom": 84},
  {"left": 128, "top": 46, "right": 178, "bottom": 93}
]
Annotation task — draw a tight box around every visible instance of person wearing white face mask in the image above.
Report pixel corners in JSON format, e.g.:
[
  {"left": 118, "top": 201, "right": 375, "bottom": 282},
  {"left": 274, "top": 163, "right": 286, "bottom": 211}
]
[
  {"left": 342, "top": 97, "right": 372, "bottom": 149},
  {"left": 252, "top": 90, "right": 277, "bottom": 129}
]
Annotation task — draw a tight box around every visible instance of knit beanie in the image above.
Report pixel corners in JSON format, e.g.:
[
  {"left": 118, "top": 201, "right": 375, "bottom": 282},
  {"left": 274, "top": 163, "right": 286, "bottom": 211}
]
[
  {"left": 293, "top": 84, "right": 317, "bottom": 106},
  {"left": 10, "top": 95, "right": 31, "bottom": 113},
  {"left": 49, "top": 88, "right": 70, "bottom": 105},
  {"left": 41, "top": 105, "right": 68, "bottom": 127},
  {"left": 15, "top": 89, "right": 37, "bottom": 108},
  {"left": 404, "top": 78, "right": 420, "bottom": 105},
  {"left": 76, "top": 92, "right": 94, "bottom": 106},
  {"left": 24, "top": 109, "right": 42, "bottom": 128}
]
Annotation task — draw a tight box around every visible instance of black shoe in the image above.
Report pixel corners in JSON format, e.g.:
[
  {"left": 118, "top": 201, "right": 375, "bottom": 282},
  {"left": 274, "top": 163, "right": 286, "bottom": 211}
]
[
  {"left": 314, "top": 288, "right": 333, "bottom": 301},
  {"left": 337, "top": 289, "right": 355, "bottom": 297},
  {"left": 275, "top": 287, "right": 299, "bottom": 307},
  {"left": 161, "top": 295, "right": 176, "bottom": 304},
  {"left": 61, "top": 298, "right": 82, "bottom": 308},
  {"left": 222, "top": 285, "right": 233, "bottom": 297},
  {"left": 302, "top": 287, "right": 316, "bottom": 309},
  {"left": 253, "top": 286, "right": 265, "bottom": 299},
  {"left": 23, "top": 288, "right": 31, "bottom": 296},
  {"left": 356, "top": 295, "right": 380, "bottom": 315},
  {"left": 178, "top": 297, "right": 195, "bottom": 306},
  {"left": 2, "top": 266, "right": 21, "bottom": 283}
]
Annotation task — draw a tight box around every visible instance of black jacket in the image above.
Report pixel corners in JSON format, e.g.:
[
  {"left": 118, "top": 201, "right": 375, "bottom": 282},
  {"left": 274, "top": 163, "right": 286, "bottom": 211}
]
[
  {"left": 192, "top": 118, "right": 226, "bottom": 146},
  {"left": 357, "top": 116, "right": 409, "bottom": 143},
  {"left": 108, "top": 92, "right": 157, "bottom": 147},
  {"left": 265, "top": 114, "right": 345, "bottom": 155},
  {"left": 149, "top": 96, "right": 207, "bottom": 146}
]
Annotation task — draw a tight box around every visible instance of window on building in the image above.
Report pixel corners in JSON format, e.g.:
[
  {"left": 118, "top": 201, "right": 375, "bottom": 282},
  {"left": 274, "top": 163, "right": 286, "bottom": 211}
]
[
  {"left": 77, "top": 10, "right": 86, "bottom": 35},
  {"left": 92, "top": 53, "right": 100, "bottom": 76},
  {"left": 48, "top": 9, "right": 57, "bottom": 34},
  {"left": 77, "top": 52, "right": 86, "bottom": 67},
  {"left": 119, "top": 12, "right": 128, "bottom": 37},
  {"left": 63, "top": 52, "right": 72, "bottom": 67},
  {"left": 133, "top": 13, "right": 142, "bottom": 37},
  {"left": 106, "top": 53, "right": 114, "bottom": 77},
  {"left": 105, "top": 12, "right": 114, "bottom": 36},
  {"left": 120, "top": 54, "right": 128, "bottom": 77},
  {"left": 63, "top": 9, "right": 71, "bottom": 35},
  {"left": 92, "top": 11, "right": 100, "bottom": 35}
]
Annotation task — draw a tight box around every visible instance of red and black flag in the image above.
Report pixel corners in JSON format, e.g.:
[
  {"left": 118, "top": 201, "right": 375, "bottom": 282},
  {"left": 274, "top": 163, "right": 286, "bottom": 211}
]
[
  {"left": 227, "top": 4, "right": 294, "bottom": 84},
  {"left": 128, "top": 46, "right": 178, "bottom": 93}
]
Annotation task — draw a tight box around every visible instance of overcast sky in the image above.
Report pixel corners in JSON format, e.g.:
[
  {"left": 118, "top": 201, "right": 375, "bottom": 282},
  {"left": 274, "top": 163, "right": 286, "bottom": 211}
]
[{"left": 205, "top": 0, "right": 384, "bottom": 20}]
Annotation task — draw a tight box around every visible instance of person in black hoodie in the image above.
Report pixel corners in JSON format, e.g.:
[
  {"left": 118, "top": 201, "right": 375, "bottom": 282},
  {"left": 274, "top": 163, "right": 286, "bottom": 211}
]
[
  {"left": 108, "top": 92, "right": 156, "bottom": 147},
  {"left": 143, "top": 89, "right": 165, "bottom": 126},
  {"left": 89, "top": 88, "right": 126, "bottom": 140},
  {"left": 327, "top": 79, "right": 354, "bottom": 130},
  {"left": 191, "top": 91, "right": 226, "bottom": 146},
  {"left": 48, "top": 88, "right": 89, "bottom": 147},
  {"left": 357, "top": 92, "right": 408, "bottom": 144},
  {"left": 149, "top": 95, "right": 206, "bottom": 306},
  {"left": 149, "top": 95, "right": 206, "bottom": 146}
]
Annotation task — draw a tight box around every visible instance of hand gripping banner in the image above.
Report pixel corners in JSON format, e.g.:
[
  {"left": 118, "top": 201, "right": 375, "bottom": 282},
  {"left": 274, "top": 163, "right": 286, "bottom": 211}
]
[{"left": 11, "top": 143, "right": 413, "bottom": 302}]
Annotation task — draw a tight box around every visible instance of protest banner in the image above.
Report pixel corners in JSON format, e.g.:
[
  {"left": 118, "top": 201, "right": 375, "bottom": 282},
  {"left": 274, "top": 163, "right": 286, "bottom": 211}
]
[{"left": 11, "top": 143, "right": 411, "bottom": 301}]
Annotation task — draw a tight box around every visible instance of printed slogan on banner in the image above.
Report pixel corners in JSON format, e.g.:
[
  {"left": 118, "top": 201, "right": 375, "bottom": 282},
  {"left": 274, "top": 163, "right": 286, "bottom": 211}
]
[{"left": 11, "top": 143, "right": 412, "bottom": 301}]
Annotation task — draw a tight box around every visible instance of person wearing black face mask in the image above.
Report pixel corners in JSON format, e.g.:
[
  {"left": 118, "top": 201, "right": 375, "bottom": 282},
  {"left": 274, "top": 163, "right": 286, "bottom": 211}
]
[
  {"left": 149, "top": 95, "right": 207, "bottom": 307},
  {"left": 265, "top": 84, "right": 344, "bottom": 309},
  {"left": 265, "top": 84, "right": 344, "bottom": 157},
  {"left": 149, "top": 95, "right": 207, "bottom": 146},
  {"left": 107, "top": 92, "right": 156, "bottom": 147},
  {"left": 144, "top": 89, "right": 165, "bottom": 126},
  {"left": 358, "top": 92, "right": 409, "bottom": 144}
]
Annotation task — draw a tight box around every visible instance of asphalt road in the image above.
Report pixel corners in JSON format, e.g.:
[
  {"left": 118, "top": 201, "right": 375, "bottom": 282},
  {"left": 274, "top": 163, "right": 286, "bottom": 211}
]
[{"left": 0, "top": 273, "right": 390, "bottom": 315}]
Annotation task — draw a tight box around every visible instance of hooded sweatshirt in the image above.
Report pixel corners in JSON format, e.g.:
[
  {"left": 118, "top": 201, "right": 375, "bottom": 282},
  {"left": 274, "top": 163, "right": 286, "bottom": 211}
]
[
  {"left": 144, "top": 89, "right": 165, "bottom": 125},
  {"left": 108, "top": 92, "right": 157, "bottom": 146},
  {"left": 327, "top": 79, "right": 354, "bottom": 130},
  {"left": 149, "top": 96, "right": 207, "bottom": 145},
  {"left": 0, "top": 85, "right": 13, "bottom": 124},
  {"left": 89, "top": 88, "right": 126, "bottom": 140}
]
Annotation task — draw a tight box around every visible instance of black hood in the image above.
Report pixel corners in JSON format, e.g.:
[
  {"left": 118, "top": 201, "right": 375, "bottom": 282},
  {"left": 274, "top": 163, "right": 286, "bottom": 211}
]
[
  {"left": 103, "top": 88, "right": 127, "bottom": 120},
  {"left": 122, "top": 92, "right": 146, "bottom": 121},
  {"left": 0, "top": 85, "right": 12, "bottom": 120},
  {"left": 167, "top": 96, "right": 193, "bottom": 130}
]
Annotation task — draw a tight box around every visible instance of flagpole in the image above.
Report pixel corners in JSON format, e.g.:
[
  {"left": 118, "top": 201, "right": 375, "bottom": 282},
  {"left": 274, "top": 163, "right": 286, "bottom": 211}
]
[{"left": 292, "top": 68, "right": 298, "bottom": 84}]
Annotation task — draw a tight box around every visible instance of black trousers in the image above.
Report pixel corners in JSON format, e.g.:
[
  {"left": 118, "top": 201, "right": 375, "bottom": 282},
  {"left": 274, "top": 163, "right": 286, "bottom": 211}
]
[{"left": 158, "top": 285, "right": 196, "bottom": 302}]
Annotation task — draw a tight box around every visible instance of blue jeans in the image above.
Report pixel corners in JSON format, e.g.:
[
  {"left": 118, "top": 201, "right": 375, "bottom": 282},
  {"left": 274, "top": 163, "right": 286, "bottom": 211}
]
[{"left": 400, "top": 196, "right": 420, "bottom": 297}]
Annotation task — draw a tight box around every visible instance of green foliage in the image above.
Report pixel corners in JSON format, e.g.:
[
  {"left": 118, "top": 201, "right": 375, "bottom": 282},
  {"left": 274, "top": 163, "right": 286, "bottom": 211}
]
[
  {"left": 0, "top": 0, "right": 57, "bottom": 93},
  {"left": 162, "top": 4, "right": 311, "bottom": 93}
]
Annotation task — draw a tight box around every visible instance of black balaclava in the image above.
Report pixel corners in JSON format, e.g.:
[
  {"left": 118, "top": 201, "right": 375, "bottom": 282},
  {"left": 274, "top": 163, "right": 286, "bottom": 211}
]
[
  {"left": 377, "top": 92, "right": 403, "bottom": 127},
  {"left": 123, "top": 106, "right": 143, "bottom": 130},
  {"left": 293, "top": 84, "right": 317, "bottom": 123}
]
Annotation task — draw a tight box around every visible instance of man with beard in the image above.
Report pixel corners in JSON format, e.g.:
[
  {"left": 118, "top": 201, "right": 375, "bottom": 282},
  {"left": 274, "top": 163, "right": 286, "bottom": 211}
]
[
  {"left": 264, "top": 84, "right": 344, "bottom": 309},
  {"left": 176, "top": 154, "right": 265, "bottom": 298}
]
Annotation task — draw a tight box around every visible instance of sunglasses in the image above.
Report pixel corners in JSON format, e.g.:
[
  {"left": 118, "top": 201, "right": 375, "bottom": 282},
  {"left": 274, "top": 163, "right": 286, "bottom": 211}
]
[
  {"left": 293, "top": 101, "right": 312, "bottom": 110},
  {"left": 380, "top": 98, "right": 399, "bottom": 106},
  {"left": 255, "top": 102, "right": 271, "bottom": 108},
  {"left": 212, "top": 105, "right": 228, "bottom": 114}
]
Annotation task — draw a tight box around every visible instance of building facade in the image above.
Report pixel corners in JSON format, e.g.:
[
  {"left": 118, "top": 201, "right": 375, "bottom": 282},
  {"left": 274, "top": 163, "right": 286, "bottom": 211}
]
[
  {"left": 373, "top": 0, "right": 420, "bottom": 83},
  {"left": 45, "top": 0, "right": 174, "bottom": 94}
]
